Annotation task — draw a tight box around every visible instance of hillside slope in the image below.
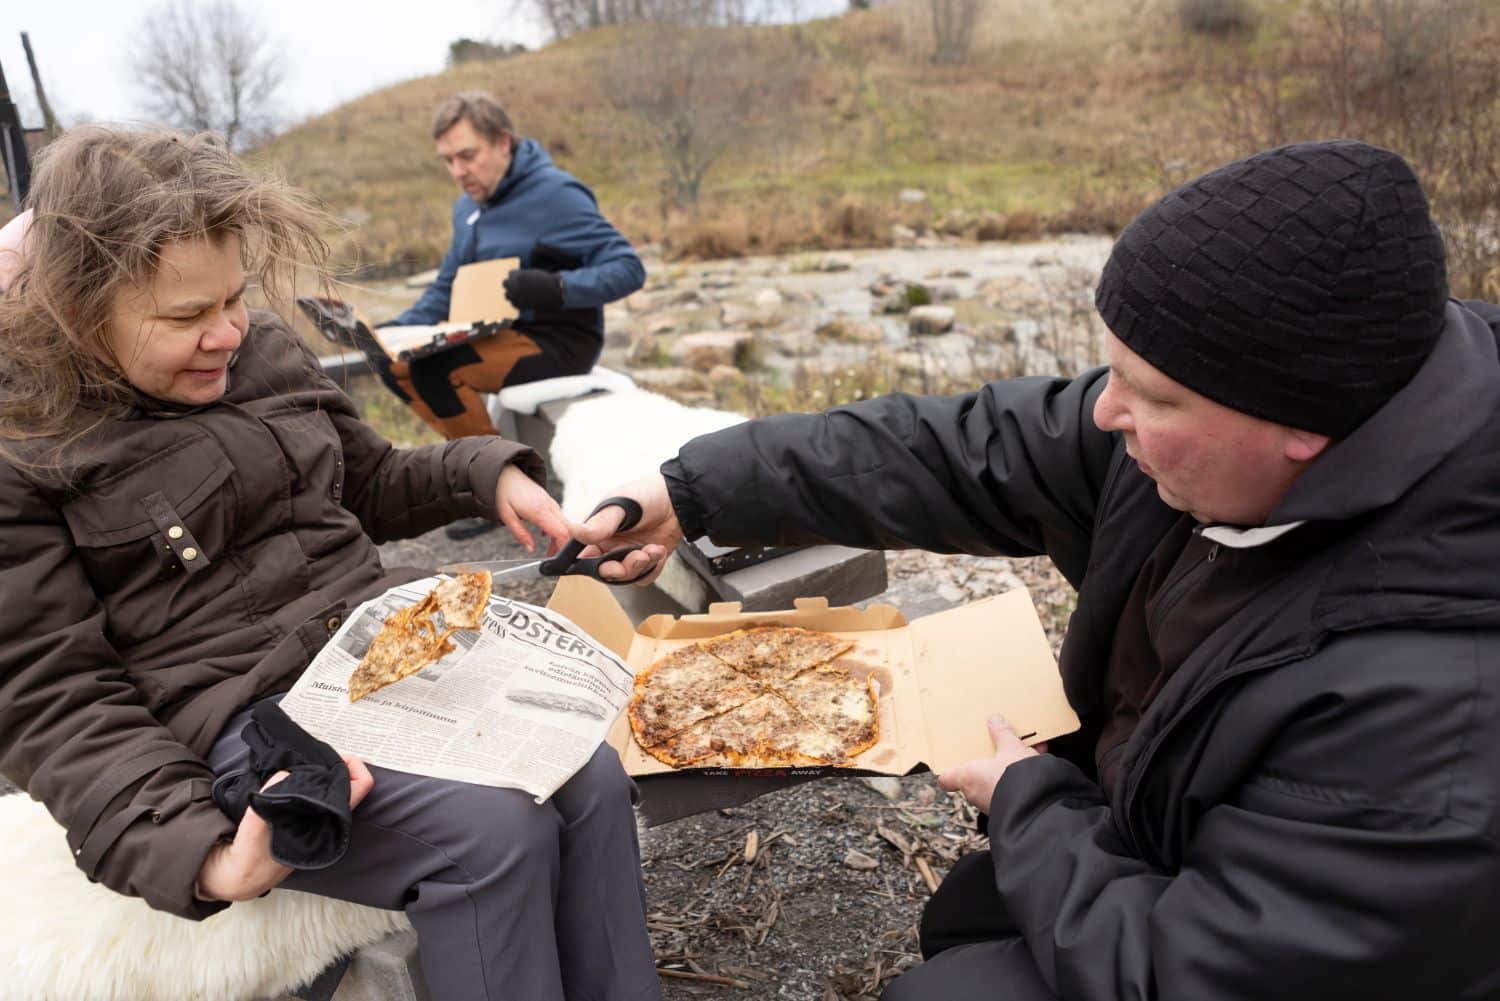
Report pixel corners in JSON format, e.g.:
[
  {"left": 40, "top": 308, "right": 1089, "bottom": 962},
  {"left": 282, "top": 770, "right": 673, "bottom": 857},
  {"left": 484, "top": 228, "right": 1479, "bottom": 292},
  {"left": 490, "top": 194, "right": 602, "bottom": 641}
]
[{"left": 248, "top": 0, "right": 1495, "bottom": 298}]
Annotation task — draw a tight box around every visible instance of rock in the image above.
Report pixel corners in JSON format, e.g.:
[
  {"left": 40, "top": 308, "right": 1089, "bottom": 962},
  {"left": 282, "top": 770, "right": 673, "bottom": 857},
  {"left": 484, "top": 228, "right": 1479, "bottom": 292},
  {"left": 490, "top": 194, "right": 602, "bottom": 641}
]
[
  {"left": 817, "top": 254, "right": 854, "bottom": 272},
  {"left": 720, "top": 301, "right": 755, "bottom": 327},
  {"left": 604, "top": 326, "right": 632, "bottom": 349},
  {"left": 405, "top": 268, "right": 440, "bottom": 288},
  {"left": 816, "top": 320, "right": 884, "bottom": 344},
  {"left": 898, "top": 188, "right": 927, "bottom": 204},
  {"left": 708, "top": 364, "right": 746, "bottom": 387},
  {"left": 908, "top": 305, "right": 956, "bottom": 336},
  {"left": 669, "top": 331, "right": 753, "bottom": 371},
  {"left": 644, "top": 314, "right": 676, "bottom": 336},
  {"left": 668, "top": 288, "right": 705, "bottom": 306},
  {"left": 843, "top": 849, "right": 880, "bottom": 871},
  {"left": 753, "top": 287, "right": 784, "bottom": 310},
  {"left": 624, "top": 290, "right": 653, "bottom": 312},
  {"left": 861, "top": 776, "right": 903, "bottom": 801},
  {"left": 929, "top": 283, "right": 961, "bottom": 302},
  {"left": 913, "top": 784, "right": 938, "bottom": 806},
  {"left": 628, "top": 366, "right": 709, "bottom": 391},
  {"left": 768, "top": 331, "right": 820, "bottom": 357},
  {"left": 891, "top": 224, "right": 918, "bottom": 246}
]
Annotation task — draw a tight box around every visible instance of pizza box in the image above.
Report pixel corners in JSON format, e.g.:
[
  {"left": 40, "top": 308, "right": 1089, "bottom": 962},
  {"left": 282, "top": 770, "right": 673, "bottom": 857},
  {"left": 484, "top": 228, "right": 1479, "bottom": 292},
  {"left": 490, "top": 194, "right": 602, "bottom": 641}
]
[{"left": 546, "top": 576, "right": 1080, "bottom": 779}]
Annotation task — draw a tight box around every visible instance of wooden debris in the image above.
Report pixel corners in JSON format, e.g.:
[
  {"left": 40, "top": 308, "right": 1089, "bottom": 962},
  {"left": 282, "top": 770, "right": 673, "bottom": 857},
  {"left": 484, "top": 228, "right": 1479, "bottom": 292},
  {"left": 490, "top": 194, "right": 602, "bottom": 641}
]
[
  {"left": 876, "top": 824, "right": 912, "bottom": 856},
  {"left": 658, "top": 967, "right": 749, "bottom": 989},
  {"left": 744, "top": 829, "right": 759, "bottom": 864},
  {"left": 843, "top": 848, "right": 879, "bottom": 870},
  {"left": 915, "top": 856, "right": 940, "bottom": 894}
]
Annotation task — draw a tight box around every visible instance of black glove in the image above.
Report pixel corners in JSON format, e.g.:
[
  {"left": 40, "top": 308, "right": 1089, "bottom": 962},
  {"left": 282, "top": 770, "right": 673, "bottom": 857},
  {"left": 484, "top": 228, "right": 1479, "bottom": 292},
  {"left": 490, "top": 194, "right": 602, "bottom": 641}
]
[
  {"left": 503, "top": 268, "right": 566, "bottom": 311},
  {"left": 211, "top": 700, "right": 353, "bottom": 870}
]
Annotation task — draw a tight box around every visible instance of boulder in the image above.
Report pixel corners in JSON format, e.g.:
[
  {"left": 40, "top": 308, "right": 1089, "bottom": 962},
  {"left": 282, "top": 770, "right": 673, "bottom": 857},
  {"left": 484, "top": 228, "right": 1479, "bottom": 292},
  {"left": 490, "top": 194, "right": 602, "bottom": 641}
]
[{"left": 908, "top": 305, "right": 956, "bottom": 336}]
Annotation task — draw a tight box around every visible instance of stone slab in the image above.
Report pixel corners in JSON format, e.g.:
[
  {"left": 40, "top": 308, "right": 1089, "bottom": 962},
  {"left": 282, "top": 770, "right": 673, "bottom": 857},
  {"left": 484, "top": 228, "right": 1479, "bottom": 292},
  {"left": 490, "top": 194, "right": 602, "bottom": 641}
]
[{"left": 703, "top": 545, "right": 888, "bottom": 611}]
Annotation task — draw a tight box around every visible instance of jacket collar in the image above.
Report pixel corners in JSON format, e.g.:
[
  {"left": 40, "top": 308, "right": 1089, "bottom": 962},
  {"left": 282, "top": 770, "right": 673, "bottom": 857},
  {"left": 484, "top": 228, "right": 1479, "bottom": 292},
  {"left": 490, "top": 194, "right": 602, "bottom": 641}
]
[{"left": 1270, "top": 301, "right": 1499, "bottom": 525}]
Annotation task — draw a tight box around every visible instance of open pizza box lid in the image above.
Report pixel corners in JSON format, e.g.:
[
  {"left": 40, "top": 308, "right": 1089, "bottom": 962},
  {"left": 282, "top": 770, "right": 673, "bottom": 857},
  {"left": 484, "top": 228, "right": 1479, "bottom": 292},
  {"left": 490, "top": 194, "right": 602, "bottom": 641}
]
[{"left": 547, "top": 577, "right": 1080, "bottom": 778}]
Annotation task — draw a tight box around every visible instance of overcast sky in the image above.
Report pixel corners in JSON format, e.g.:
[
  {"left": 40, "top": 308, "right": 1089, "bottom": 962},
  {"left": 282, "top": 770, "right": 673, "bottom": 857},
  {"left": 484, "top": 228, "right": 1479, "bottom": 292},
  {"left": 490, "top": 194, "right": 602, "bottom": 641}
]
[{"left": 3, "top": 0, "right": 548, "bottom": 130}]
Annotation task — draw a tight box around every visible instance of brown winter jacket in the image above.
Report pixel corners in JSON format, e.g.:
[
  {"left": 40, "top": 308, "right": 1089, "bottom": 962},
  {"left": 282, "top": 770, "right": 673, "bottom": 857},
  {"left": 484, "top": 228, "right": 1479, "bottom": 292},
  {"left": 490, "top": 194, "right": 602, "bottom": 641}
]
[{"left": 0, "top": 313, "right": 537, "bottom": 919}]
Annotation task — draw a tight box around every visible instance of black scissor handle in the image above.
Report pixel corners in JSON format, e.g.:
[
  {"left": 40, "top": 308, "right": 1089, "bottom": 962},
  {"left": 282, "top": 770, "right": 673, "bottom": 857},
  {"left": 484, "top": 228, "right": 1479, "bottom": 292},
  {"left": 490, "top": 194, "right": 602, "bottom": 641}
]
[{"left": 538, "top": 497, "right": 652, "bottom": 583}]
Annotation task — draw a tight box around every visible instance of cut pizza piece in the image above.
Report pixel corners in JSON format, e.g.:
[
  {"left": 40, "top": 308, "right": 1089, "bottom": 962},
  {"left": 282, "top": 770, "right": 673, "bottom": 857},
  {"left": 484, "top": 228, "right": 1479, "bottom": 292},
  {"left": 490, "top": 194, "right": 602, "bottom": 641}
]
[
  {"left": 643, "top": 692, "right": 846, "bottom": 768},
  {"left": 432, "top": 570, "right": 493, "bottom": 630},
  {"left": 628, "top": 646, "right": 767, "bottom": 749},
  {"left": 701, "top": 626, "right": 855, "bottom": 685},
  {"left": 774, "top": 665, "right": 879, "bottom": 761},
  {"left": 348, "top": 593, "right": 456, "bottom": 702}
]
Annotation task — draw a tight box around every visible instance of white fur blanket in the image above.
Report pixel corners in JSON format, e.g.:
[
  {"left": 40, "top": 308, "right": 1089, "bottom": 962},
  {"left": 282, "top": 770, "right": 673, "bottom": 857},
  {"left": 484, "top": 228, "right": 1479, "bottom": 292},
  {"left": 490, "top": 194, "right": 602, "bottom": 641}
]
[
  {"left": 0, "top": 793, "right": 410, "bottom": 1001},
  {"left": 548, "top": 390, "right": 744, "bottom": 521}
]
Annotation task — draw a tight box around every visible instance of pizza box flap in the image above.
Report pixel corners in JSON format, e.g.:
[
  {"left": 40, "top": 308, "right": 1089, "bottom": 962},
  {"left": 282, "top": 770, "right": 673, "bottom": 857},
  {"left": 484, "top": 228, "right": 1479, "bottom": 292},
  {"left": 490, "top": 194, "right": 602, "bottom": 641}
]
[
  {"left": 448, "top": 257, "right": 520, "bottom": 325},
  {"left": 906, "top": 588, "right": 1080, "bottom": 772},
  {"left": 548, "top": 576, "right": 638, "bottom": 661}
]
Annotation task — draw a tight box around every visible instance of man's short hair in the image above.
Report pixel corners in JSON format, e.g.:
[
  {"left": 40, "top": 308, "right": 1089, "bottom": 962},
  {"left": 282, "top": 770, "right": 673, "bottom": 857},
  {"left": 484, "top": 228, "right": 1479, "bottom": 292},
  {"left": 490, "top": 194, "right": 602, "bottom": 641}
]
[{"left": 432, "top": 92, "right": 515, "bottom": 147}]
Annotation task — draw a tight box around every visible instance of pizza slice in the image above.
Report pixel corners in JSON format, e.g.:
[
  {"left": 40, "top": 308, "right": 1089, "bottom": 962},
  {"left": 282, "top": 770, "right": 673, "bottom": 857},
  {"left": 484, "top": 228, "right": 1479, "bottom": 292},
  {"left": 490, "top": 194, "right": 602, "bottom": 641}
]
[
  {"left": 773, "top": 665, "right": 879, "bottom": 762},
  {"left": 701, "top": 626, "right": 855, "bottom": 685},
  {"left": 347, "top": 593, "right": 457, "bottom": 702},
  {"left": 628, "top": 646, "right": 767, "bottom": 749},
  {"left": 433, "top": 570, "right": 493, "bottom": 630},
  {"left": 643, "top": 692, "right": 847, "bottom": 768}
]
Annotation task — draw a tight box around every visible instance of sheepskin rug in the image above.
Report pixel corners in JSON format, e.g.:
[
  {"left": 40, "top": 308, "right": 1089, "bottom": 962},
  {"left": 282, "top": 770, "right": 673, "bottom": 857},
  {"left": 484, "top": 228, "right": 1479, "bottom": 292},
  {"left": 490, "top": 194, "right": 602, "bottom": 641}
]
[
  {"left": 0, "top": 793, "right": 411, "bottom": 1001},
  {"left": 548, "top": 389, "right": 744, "bottom": 521}
]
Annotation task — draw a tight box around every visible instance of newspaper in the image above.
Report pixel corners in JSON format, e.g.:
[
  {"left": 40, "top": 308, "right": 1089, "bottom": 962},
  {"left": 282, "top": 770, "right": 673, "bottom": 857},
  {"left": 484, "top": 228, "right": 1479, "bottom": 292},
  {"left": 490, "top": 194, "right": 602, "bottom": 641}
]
[{"left": 279, "top": 575, "right": 635, "bottom": 802}]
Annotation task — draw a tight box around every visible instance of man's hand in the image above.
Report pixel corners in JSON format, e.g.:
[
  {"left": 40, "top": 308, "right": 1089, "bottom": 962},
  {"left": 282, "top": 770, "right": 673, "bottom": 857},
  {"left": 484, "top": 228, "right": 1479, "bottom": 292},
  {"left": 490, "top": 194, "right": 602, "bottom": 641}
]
[
  {"left": 497, "top": 464, "right": 571, "bottom": 555},
  {"left": 197, "top": 755, "right": 374, "bottom": 902},
  {"left": 937, "top": 716, "right": 1045, "bottom": 813},
  {"left": 503, "top": 269, "right": 565, "bottom": 311},
  {"left": 570, "top": 473, "right": 684, "bottom": 584}
]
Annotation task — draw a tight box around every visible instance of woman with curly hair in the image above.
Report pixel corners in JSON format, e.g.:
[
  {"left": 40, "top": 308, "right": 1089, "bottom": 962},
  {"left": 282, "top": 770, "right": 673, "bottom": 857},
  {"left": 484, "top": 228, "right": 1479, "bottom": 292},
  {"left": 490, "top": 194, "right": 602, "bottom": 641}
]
[{"left": 0, "top": 126, "right": 661, "bottom": 1001}]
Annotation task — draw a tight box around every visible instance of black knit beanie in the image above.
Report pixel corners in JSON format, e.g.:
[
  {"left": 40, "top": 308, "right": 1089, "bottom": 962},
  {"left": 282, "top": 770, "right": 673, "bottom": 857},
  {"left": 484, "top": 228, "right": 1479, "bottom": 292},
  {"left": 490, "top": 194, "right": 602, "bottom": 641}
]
[{"left": 1094, "top": 140, "right": 1448, "bottom": 437}]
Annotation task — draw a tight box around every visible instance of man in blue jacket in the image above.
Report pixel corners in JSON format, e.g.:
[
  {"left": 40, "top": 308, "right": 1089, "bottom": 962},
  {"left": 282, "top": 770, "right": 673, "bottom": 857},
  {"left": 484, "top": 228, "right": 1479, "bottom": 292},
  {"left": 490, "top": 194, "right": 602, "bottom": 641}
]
[{"left": 386, "top": 91, "right": 644, "bottom": 444}]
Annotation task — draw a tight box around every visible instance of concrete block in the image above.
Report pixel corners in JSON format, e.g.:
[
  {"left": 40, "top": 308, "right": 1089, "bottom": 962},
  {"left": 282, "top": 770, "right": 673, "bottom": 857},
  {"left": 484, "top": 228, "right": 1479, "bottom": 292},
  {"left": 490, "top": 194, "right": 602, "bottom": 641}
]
[
  {"left": 331, "top": 930, "right": 428, "bottom": 1001},
  {"left": 706, "top": 546, "right": 887, "bottom": 611}
]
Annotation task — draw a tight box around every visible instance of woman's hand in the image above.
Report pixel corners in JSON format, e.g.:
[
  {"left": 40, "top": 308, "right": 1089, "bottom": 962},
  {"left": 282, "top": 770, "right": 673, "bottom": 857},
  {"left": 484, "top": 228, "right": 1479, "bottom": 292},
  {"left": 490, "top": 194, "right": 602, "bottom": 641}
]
[
  {"left": 197, "top": 754, "right": 374, "bottom": 902},
  {"left": 937, "top": 716, "right": 1045, "bottom": 814},
  {"left": 569, "top": 473, "right": 684, "bottom": 584},
  {"left": 496, "top": 464, "right": 572, "bottom": 556}
]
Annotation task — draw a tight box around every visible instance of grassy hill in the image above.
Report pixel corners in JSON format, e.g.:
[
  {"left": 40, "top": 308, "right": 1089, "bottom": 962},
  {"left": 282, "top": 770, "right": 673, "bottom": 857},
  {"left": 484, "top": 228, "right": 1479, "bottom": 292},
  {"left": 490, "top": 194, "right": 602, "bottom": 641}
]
[{"left": 233, "top": 0, "right": 1500, "bottom": 300}]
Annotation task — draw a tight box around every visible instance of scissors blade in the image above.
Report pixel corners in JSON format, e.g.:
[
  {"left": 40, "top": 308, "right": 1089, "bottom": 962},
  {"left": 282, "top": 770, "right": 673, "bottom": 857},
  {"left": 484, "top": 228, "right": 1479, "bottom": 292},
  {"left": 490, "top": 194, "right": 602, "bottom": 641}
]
[{"left": 438, "top": 558, "right": 544, "bottom": 580}]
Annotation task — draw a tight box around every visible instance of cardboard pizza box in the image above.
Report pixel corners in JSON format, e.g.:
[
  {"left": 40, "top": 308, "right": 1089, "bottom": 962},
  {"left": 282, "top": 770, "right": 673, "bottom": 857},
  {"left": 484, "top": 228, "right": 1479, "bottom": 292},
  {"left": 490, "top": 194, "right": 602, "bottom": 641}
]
[{"left": 546, "top": 576, "right": 1080, "bottom": 779}]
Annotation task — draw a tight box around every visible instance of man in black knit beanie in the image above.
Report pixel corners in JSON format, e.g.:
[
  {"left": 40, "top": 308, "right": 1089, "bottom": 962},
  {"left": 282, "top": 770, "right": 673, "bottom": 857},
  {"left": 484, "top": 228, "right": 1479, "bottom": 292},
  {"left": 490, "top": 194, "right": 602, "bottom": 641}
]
[{"left": 579, "top": 140, "right": 1500, "bottom": 999}]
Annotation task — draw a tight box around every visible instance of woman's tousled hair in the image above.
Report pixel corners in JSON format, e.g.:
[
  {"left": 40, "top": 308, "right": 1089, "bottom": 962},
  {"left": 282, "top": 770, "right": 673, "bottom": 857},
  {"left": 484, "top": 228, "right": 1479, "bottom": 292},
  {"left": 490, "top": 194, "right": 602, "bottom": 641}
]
[{"left": 0, "top": 124, "right": 333, "bottom": 468}]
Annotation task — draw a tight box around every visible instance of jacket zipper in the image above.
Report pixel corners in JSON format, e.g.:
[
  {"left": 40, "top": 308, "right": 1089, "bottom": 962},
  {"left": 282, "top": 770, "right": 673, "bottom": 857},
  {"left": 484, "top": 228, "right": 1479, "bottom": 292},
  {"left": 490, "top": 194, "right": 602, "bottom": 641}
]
[
  {"left": 1145, "top": 536, "right": 1221, "bottom": 637},
  {"left": 1119, "top": 645, "right": 1309, "bottom": 862}
]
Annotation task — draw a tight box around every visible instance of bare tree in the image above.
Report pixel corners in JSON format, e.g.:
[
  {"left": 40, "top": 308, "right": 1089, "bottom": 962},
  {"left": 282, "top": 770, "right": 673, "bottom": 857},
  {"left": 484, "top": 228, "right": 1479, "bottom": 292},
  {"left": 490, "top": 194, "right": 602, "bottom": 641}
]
[
  {"left": 130, "top": 0, "right": 284, "bottom": 149},
  {"left": 930, "top": 0, "right": 982, "bottom": 65},
  {"left": 601, "top": 25, "right": 800, "bottom": 208}
]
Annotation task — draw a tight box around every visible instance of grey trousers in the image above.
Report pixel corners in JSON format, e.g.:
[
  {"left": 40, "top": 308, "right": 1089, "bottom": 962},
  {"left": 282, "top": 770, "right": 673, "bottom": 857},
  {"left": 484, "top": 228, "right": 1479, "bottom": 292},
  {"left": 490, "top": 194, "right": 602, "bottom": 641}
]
[{"left": 208, "top": 707, "right": 662, "bottom": 1001}]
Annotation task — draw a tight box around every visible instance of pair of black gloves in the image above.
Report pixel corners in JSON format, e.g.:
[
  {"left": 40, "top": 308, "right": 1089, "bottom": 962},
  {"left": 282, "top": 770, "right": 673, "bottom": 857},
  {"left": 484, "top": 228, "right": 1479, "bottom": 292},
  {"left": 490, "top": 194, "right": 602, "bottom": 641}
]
[{"left": 503, "top": 268, "right": 566, "bottom": 312}]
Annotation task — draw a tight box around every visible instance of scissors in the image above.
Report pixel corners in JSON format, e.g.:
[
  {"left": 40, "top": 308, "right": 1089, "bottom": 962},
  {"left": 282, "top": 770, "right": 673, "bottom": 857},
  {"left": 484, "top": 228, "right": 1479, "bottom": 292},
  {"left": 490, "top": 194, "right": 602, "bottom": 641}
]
[{"left": 439, "top": 497, "right": 654, "bottom": 585}]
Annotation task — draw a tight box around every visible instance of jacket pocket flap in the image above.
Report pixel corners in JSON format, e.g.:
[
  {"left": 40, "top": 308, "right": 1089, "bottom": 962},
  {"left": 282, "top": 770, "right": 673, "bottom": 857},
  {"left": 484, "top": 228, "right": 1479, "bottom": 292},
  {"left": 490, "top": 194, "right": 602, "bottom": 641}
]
[{"left": 63, "top": 435, "right": 234, "bottom": 546}]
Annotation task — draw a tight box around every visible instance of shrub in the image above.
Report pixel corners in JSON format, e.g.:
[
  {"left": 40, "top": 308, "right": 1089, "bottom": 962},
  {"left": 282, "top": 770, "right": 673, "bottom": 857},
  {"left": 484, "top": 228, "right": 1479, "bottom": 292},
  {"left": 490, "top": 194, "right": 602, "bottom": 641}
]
[{"left": 1178, "top": 0, "right": 1257, "bottom": 36}]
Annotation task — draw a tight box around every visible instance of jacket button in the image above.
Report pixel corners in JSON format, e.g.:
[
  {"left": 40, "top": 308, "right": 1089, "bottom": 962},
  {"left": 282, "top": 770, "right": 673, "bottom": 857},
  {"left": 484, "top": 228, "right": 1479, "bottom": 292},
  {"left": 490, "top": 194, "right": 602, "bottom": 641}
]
[
  {"left": 182, "top": 547, "right": 199, "bottom": 561},
  {"left": 325, "top": 616, "right": 342, "bottom": 633},
  {"left": 167, "top": 526, "right": 184, "bottom": 540}
]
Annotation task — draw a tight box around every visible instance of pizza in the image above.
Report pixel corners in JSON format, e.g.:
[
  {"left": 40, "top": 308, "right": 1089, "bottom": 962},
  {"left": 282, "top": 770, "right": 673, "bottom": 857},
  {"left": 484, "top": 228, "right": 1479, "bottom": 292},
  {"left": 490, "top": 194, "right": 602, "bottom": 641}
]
[
  {"left": 347, "top": 571, "right": 492, "bottom": 702},
  {"left": 628, "top": 625, "right": 878, "bottom": 768}
]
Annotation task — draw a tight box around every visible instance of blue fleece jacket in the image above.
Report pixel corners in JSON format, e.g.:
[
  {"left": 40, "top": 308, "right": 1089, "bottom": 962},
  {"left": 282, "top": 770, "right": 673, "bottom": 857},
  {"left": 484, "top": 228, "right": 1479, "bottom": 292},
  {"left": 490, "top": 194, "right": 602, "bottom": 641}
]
[{"left": 397, "top": 139, "right": 644, "bottom": 327}]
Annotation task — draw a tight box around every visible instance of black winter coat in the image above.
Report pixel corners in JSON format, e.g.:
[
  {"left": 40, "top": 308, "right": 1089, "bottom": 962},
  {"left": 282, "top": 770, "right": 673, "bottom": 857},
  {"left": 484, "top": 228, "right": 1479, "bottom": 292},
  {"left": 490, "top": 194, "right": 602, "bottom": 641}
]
[{"left": 662, "top": 300, "right": 1500, "bottom": 999}]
